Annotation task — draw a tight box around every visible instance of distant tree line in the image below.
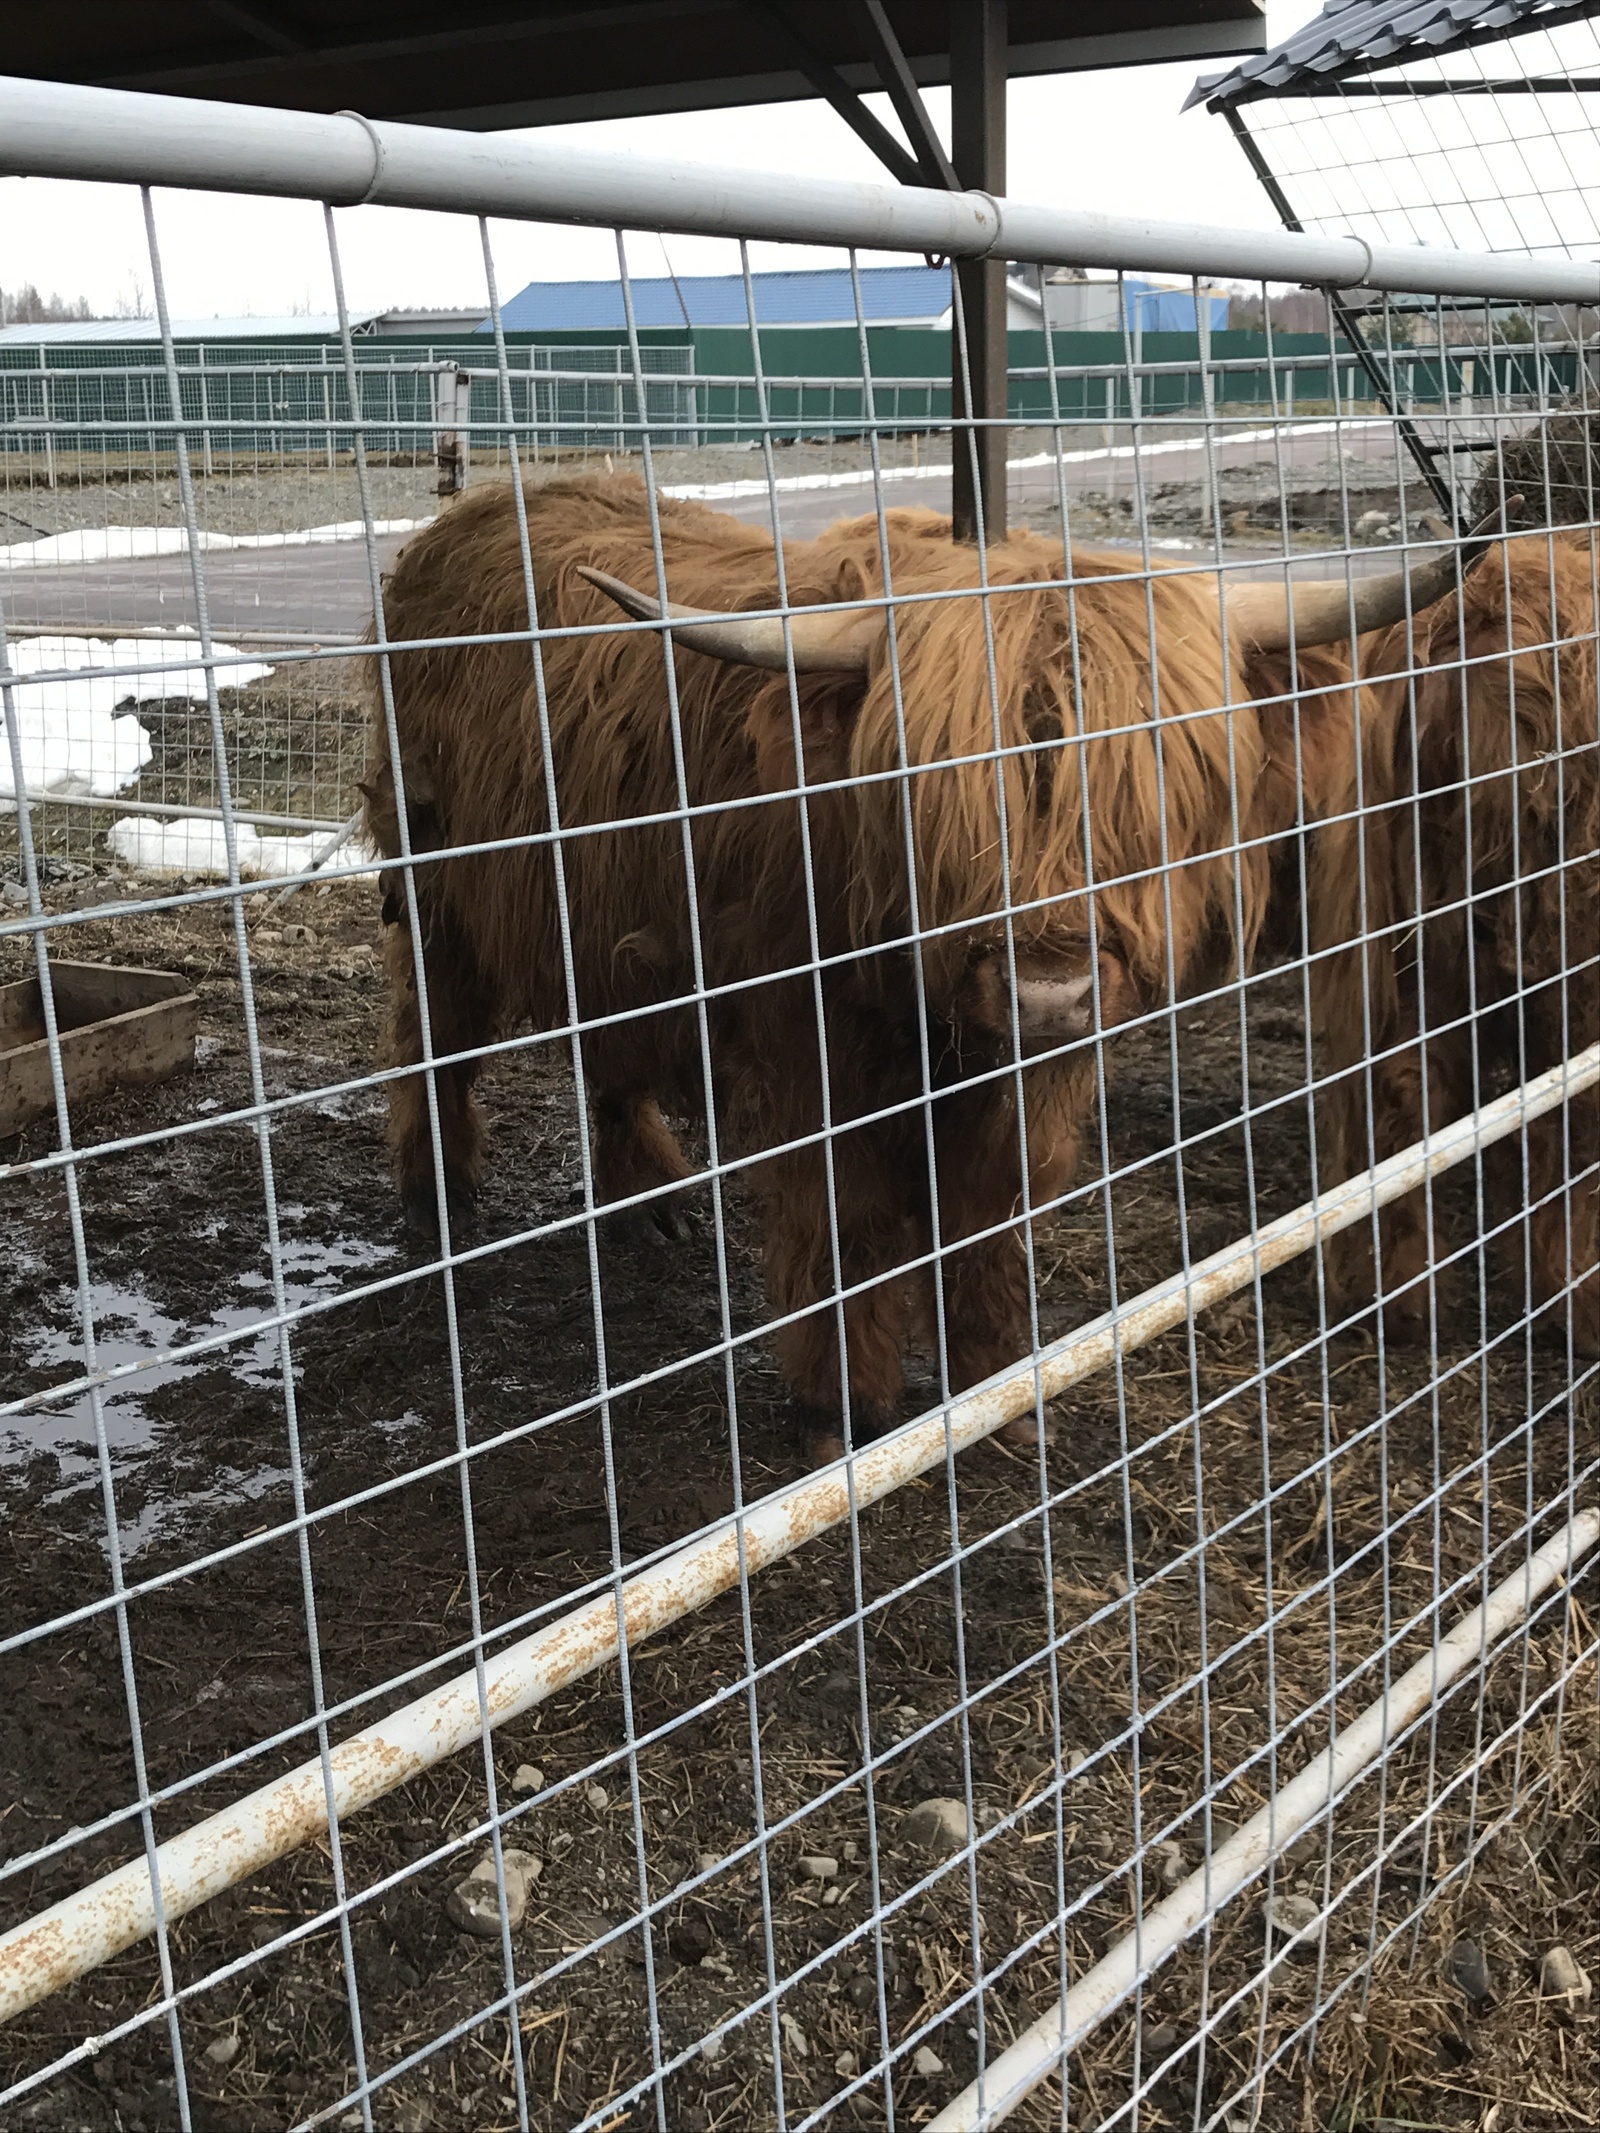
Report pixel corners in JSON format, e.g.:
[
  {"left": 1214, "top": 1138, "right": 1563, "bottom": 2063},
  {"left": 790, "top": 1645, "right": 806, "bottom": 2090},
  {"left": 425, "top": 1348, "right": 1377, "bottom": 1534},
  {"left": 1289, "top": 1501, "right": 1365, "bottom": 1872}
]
[{"left": 0, "top": 284, "right": 98, "bottom": 325}]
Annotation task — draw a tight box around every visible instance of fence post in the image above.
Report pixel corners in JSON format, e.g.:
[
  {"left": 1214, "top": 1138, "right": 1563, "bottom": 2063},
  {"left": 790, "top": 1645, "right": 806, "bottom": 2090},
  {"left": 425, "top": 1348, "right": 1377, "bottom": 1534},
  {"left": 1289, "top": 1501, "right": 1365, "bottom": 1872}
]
[{"left": 434, "top": 364, "right": 472, "bottom": 493}]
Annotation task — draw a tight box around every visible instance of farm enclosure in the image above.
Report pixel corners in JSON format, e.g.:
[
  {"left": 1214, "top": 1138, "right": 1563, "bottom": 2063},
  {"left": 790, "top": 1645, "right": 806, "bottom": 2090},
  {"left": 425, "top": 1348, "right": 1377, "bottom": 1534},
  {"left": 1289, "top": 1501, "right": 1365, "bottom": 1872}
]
[{"left": 2, "top": 55, "right": 1599, "bottom": 2133}]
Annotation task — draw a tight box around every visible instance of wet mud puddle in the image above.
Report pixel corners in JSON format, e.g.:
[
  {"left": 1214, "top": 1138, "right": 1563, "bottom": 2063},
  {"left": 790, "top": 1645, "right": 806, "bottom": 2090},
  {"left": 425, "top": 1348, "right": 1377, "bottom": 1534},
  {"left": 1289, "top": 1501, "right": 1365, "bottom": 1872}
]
[{"left": 7, "top": 1220, "right": 399, "bottom": 1558}]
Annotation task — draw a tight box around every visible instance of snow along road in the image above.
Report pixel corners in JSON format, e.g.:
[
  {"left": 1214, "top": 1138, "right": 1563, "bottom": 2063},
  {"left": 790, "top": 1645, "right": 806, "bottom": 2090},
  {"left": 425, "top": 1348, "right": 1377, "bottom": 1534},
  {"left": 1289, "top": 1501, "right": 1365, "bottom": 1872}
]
[{"left": 1, "top": 422, "right": 1408, "bottom": 644}]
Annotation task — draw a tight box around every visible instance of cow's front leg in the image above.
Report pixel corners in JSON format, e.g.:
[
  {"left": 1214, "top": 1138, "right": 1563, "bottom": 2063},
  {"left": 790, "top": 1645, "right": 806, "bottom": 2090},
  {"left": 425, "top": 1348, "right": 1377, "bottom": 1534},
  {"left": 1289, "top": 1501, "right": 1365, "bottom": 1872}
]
[
  {"left": 382, "top": 896, "right": 498, "bottom": 1237},
  {"left": 591, "top": 1085, "right": 696, "bottom": 1243},
  {"left": 760, "top": 1144, "right": 914, "bottom": 1466}
]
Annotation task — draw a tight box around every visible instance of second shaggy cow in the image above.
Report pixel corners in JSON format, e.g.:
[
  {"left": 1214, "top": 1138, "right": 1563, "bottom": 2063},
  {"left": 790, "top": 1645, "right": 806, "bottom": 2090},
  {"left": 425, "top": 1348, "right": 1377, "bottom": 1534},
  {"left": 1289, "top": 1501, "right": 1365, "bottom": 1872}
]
[{"left": 1305, "top": 531, "right": 1599, "bottom": 1355}]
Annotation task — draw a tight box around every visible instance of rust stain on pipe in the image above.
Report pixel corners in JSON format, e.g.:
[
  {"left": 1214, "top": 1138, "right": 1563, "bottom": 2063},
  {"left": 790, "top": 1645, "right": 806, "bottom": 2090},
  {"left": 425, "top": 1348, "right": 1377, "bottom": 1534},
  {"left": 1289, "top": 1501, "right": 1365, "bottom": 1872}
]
[{"left": 0, "top": 1040, "right": 1594, "bottom": 2023}]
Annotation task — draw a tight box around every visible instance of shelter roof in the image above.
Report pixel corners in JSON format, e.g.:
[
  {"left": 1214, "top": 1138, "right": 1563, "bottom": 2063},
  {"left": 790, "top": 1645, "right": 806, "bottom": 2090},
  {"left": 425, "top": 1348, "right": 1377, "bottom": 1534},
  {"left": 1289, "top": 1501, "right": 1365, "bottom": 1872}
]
[
  {"left": 19, "top": 5, "right": 1264, "bottom": 129},
  {"left": 493, "top": 264, "right": 970, "bottom": 331},
  {"left": 1188, "top": 0, "right": 1598, "bottom": 109}
]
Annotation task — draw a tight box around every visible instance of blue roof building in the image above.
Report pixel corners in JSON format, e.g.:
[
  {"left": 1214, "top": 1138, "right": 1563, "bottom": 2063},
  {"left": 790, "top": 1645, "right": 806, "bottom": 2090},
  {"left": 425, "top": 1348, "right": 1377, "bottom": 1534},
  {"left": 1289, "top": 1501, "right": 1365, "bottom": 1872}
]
[{"left": 486, "top": 264, "right": 1045, "bottom": 333}]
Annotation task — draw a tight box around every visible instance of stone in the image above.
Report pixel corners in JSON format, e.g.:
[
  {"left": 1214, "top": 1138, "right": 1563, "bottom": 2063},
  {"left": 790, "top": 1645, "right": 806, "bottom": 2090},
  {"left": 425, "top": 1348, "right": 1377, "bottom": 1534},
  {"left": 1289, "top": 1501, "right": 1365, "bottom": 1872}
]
[
  {"left": 1142, "top": 2021, "right": 1177, "bottom": 2057},
  {"left": 822, "top": 1885, "right": 842, "bottom": 1907},
  {"left": 834, "top": 2050, "right": 858, "bottom": 2077},
  {"left": 444, "top": 1847, "right": 541, "bottom": 1937},
  {"left": 1282, "top": 1827, "right": 1323, "bottom": 1870},
  {"left": 699, "top": 2031, "right": 724, "bottom": 2065},
  {"left": 669, "top": 1916, "right": 714, "bottom": 1965},
  {"left": 203, "top": 2033, "right": 240, "bottom": 2068},
  {"left": 842, "top": 1839, "right": 859, "bottom": 1862},
  {"left": 696, "top": 1851, "right": 719, "bottom": 1876},
  {"left": 1446, "top": 1938, "right": 1494, "bottom": 2005},
  {"left": 511, "top": 1764, "right": 544, "bottom": 1795},
  {"left": 798, "top": 1854, "right": 838, "bottom": 1881},
  {"left": 904, "top": 1797, "right": 969, "bottom": 1852},
  {"left": 1261, "top": 1892, "right": 1321, "bottom": 1961},
  {"left": 912, "top": 2046, "right": 944, "bottom": 2077},
  {"left": 585, "top": 1782, "right": 609, "bottom": 1812},
  {"left": 780, "top": 2013, "right": 809, "bottom": 2058},
  {"left": 281, "top": 922, "right": 317, "bottom": 947},
  {"left": 1540, "top": 1945, "right": 1591, "bottom": 2005}
]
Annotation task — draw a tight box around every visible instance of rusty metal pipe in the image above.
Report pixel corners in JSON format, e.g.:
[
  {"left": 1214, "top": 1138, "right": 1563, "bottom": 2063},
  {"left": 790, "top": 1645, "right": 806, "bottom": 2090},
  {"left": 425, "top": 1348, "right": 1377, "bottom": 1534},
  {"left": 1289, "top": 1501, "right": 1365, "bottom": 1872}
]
[{"left": 0, "top": 1040, "right": 1594, "bottom": 2022}]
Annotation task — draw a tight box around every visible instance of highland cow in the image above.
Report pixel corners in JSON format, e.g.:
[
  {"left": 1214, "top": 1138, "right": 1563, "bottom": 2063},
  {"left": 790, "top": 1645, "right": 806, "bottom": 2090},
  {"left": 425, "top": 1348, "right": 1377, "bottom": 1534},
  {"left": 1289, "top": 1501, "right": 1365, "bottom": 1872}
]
[
  {"left": 1304, "top": 532, "right": 1599, "bottom": 1355},
  {"left": 363, "top": 473, "right": 1477, "bottom": 1459}
]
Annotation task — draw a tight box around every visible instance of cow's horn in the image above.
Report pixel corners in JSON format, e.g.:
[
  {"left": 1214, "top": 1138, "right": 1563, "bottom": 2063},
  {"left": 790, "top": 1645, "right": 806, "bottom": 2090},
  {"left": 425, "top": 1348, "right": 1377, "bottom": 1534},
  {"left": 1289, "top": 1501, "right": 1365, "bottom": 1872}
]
[
  {"left": 1225, "top": 502, "right": 1517, "bottom": 652},
  {"left": 577, "top": 566, "right": 878, "bottom": 673}
]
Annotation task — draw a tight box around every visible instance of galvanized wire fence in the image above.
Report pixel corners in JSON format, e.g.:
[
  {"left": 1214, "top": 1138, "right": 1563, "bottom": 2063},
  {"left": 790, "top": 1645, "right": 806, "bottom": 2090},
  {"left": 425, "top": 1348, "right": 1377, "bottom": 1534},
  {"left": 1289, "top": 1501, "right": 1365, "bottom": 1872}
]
[{"left": 1, "top": 78, "right": 1598, "bottom": 2133}]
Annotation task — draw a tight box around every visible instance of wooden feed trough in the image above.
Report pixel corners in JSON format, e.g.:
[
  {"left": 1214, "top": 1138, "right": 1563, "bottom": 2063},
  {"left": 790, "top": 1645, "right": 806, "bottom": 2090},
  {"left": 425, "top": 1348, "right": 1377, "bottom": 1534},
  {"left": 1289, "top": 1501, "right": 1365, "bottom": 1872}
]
[{"left": 0, "top": 962, "right": 199, "bottom": 1136}]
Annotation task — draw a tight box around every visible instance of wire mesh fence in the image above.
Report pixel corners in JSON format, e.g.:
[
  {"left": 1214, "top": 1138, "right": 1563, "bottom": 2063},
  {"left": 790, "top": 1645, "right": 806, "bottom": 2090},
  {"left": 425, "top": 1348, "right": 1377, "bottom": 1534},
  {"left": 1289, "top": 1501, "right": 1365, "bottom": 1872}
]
[{"left": 1, "top": 76, "right": 1598, "bottom": 2133}]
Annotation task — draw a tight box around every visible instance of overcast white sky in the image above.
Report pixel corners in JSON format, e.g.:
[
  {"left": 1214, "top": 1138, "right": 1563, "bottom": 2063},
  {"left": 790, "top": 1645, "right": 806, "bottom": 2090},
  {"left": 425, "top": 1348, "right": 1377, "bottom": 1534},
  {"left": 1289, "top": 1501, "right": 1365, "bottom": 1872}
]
[{"left": 0, "top": 6, "right": 1323, "bottom": 320}]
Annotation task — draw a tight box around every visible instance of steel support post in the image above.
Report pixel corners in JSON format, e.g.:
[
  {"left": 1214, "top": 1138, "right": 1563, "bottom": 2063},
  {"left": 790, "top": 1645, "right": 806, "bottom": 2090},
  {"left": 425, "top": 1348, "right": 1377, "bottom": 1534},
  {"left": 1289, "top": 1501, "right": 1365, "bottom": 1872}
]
[{"left": 950, "top": 0, "right": 1008, "bottom": 543}]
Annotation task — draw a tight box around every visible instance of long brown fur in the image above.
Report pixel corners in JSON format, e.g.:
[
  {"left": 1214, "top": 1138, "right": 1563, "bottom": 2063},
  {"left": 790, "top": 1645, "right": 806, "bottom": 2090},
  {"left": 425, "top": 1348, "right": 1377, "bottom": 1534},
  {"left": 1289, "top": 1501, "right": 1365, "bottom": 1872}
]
[
  {"left": 363, "top": 473, "right": 1363, "bottom": 1447},
  {"left": 1302, "top": 533, "right": 1600, "bottom": 1353}
]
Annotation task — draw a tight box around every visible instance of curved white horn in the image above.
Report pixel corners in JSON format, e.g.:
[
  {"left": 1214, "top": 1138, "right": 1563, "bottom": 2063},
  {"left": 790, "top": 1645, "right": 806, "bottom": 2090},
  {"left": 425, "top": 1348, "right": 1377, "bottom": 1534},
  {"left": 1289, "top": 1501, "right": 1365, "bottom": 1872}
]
[
  {"left": 577, "top": 565, "right": 880, "bottom": 673},
  {"left": 1225, "top": 502, "right": 1517, "bottom": 652}
]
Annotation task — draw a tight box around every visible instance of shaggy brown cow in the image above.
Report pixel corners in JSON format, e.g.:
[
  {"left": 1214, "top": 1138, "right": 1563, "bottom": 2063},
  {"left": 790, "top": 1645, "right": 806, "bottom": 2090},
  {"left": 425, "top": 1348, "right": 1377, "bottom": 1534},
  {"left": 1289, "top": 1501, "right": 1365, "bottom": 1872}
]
[
  {"left": 363, "top": 473, "right": 1476, "bottom": 1457},
  {"left": 1303, "top": 531, "right": 1599, "bottom": 1355}
]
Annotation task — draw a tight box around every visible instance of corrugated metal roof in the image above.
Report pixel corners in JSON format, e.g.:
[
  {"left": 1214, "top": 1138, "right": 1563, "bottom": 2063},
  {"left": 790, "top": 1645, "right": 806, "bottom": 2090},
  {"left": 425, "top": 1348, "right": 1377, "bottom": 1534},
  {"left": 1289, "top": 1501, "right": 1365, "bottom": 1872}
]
[
  {"left": 491, "top": 265, "right": 958, "bottom": 332},
  {"left": 0, "top": 313, "right": 384, "bottom": 346},
  {"left": 1187, "top": 0, "right": 1595, "bottom": 109}
]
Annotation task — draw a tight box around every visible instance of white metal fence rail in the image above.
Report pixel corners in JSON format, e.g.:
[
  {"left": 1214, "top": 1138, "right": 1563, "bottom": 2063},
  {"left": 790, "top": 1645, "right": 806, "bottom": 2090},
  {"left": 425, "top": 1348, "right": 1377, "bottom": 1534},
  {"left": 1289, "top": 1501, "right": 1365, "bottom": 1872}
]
[{"left": 1, "top": 71, "right": 1597, "bottom": 2133}]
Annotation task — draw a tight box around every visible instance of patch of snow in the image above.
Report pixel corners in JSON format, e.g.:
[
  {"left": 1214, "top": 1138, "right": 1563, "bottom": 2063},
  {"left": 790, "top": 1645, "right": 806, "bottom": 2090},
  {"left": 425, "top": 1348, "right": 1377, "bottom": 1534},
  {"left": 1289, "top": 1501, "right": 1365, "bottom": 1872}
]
[
  {"left": 105, "top": 816, "right": 375, "bottom": 880},
  {"left": 0, "top": 518, "right": 433, "bottom": 568},
  {"left": 661, "top": 422, "right": 1345, "bottom": 504},
  {"left": 1, "top": 632, "right": 274, "bottom": 810}
]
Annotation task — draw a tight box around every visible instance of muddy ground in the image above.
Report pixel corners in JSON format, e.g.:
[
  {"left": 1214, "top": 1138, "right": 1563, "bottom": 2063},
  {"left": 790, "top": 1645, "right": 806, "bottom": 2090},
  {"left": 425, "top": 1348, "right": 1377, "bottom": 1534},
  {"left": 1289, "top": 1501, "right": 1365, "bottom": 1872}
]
[{"left": 2, "top": 827, "right": 1596, "bottom": 2132}]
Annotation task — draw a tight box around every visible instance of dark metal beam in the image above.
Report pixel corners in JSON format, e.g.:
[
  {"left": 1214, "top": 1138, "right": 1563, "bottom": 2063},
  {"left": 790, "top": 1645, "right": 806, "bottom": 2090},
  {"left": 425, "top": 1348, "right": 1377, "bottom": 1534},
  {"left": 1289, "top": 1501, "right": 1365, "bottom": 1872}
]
[
  {"left": 856, "top": 0, "right": 959, "bottom": 188},
  {"left": 950, "top": 0, "right": 1007, "bottom": 543},
  {"left": 1281, "top": 76, "right": 1600, "bottom": 96},
  {"left": 199, "top": 0, "right": 308, "bottom": 56},
  {"left": 742, "top": 0, "right": 924, "bottom": 186}
]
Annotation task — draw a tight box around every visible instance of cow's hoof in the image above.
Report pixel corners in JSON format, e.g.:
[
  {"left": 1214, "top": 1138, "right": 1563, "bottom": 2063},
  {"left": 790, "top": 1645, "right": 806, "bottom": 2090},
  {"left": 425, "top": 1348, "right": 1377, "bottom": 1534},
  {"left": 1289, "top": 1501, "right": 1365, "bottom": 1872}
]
[
  {"left": 1381, "top": 1286, "right": 1432, "bottom": 1346},
  {"left": 401, "top": 1176, "right": 478, "bottom": 1242},
  {"left": 806, "top": 1428, "right": 848, "bottom": 1469},
  {"left": 996, "top": 1411, "right": 1056, "bottom": 1453},
  {"left": 798, "top": 1402, "right": 895, "bottom": 1470},
  {"left": 599, "top": 1195, "right": 695, "bottom": 1250},
  {"left": 650, "top": 1197, "right": 696, "bottom": 1244},
  {"left": 1534, "top": 1273, "right": 1600, "bottom": 1359}
]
